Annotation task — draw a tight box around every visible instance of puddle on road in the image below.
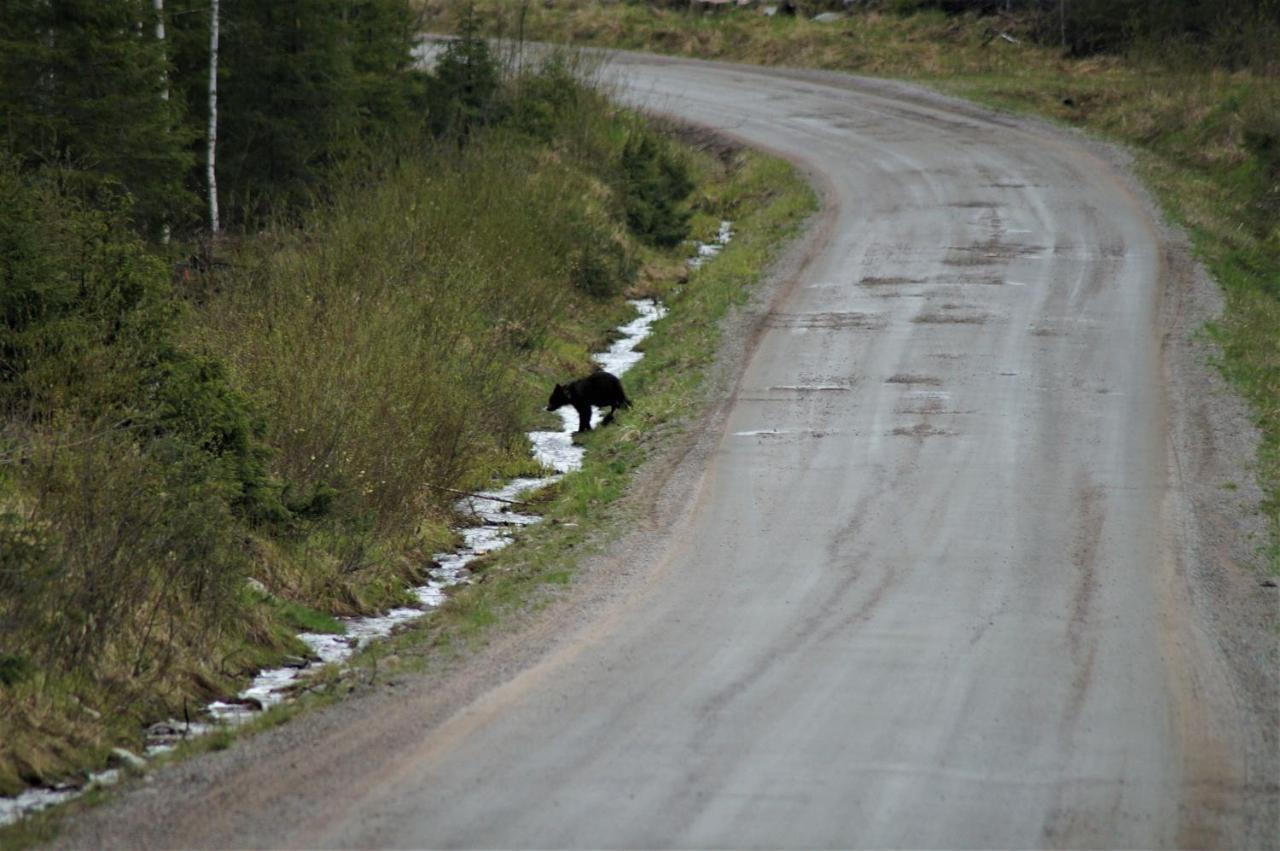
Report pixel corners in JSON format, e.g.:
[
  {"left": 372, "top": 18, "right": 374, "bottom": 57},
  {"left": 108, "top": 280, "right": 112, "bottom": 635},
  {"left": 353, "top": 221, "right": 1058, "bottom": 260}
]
[{"left": 1, "top": 225, "right": 733, "bottom": 828}]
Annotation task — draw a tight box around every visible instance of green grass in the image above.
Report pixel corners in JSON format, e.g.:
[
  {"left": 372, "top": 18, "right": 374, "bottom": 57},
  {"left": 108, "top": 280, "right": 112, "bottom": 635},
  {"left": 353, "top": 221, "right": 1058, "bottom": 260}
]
[{"left": 271, "top": 600, "right": 347, "bottom": 636}]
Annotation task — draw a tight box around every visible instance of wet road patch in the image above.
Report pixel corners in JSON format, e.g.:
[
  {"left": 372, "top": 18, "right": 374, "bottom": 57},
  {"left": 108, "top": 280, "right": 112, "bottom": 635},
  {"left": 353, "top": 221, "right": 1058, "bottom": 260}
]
[
  {"left": 766, "top": 312, "right": 885, "bottom": 330},
  {"left": 890, "top": 422, "right": 955, "bottom": 438},
  {"left": 886, "top": 374, "right": 943, "bottom": 386}
]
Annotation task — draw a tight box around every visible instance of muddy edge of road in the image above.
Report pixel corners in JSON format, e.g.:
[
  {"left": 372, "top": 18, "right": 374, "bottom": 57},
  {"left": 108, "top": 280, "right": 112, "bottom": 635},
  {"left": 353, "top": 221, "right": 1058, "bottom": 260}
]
[{"left": 52, "top": 63, "right": 1278, "bottom": 848}]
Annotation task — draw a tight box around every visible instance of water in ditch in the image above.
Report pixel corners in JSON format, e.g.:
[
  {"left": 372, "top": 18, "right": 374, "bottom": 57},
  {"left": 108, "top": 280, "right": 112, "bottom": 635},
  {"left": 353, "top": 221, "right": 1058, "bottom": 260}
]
[{"left": 0, "top": 222, "right": 731, "bottom": 827}]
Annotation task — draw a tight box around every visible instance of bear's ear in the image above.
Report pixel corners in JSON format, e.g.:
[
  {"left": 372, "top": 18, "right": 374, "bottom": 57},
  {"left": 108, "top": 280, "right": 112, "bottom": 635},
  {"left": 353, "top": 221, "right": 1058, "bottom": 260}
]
[{"left": 553, "top": 383, "right": 563, "bottom": 392}]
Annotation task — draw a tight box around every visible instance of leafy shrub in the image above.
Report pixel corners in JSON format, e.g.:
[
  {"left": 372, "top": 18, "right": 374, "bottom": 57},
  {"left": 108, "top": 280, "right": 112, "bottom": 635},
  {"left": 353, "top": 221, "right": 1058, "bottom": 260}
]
[
  {"left": 0, "top": 654, "right": 32, "bottom": 688},
  {"left": 0, "top": 163, "right": 283, "bottom": 519},
  {"left": 569, "top": 234, "right": 634, "bottom": 299},
  {"left": 1242, "top": 91, "right": 1280, "bottom": 242},
  {"left": 619, "top": 129, "right": 695, "bottom": 248},
  {"left": 509, "top": 55, "right": 586, "bottom": 143}
]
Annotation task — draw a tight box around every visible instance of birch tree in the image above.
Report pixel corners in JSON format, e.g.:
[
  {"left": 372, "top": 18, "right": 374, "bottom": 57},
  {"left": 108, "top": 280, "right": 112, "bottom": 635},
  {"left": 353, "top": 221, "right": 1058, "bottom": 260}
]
[
  {"left": 207, "top": 0, "right": 220, "bottom": 234},
  {"left": 155, "top": 0, "right": 168, "bottom": 101}
]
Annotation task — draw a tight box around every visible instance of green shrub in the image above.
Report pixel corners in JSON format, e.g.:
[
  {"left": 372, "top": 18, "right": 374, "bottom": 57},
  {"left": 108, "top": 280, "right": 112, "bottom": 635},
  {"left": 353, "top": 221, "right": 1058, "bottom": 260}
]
[
  {"left": 1242, "top": 91, "right": 1280, "bottom": 243},
  {"left": 0, "top": 161, "right": 280, "bottom": 691},
  {"left": 0, "top": 163, "right": 282, "bottom": 514},
  {"left": 509, "top": 55, "right": 587, "bottom": 143},
  {"left": 569, "top": 236, "right": 634, "bottom": 299},
  {"left": 619, "top": 129, "right": 695, "bottom": 248},
  {"left": 0, "top": 654, "right": 33, "bottom": 688}
]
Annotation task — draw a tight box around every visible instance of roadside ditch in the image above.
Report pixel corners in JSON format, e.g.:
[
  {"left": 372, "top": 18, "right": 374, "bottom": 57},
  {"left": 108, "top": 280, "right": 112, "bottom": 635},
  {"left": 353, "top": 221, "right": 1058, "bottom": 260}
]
[{"left": 0, "top": 223, "right": 733, "bottom": 830}]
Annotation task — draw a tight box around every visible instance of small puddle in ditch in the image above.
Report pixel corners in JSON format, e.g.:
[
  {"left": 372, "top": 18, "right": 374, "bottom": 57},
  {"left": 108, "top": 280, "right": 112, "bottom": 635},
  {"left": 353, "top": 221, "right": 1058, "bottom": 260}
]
[{"left": 0, "top": 222, "right": 733, "bottom": 827}]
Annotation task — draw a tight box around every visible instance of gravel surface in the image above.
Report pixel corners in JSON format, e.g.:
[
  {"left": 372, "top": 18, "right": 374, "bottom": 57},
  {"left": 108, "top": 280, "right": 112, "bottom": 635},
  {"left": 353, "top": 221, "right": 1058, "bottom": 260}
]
[{"left": 56, "top": 53, "right": 1277, "bottom": 850}]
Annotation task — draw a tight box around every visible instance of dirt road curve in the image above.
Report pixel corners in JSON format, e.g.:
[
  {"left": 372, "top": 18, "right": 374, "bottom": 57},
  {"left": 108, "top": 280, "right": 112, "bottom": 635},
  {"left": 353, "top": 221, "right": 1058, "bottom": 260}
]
[{"left": 60, "top": 54, "right": 1277, "bottom": 849}]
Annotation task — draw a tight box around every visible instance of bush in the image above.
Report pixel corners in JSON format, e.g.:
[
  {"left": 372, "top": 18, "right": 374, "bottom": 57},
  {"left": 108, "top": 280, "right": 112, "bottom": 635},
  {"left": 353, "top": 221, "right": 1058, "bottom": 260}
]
[
  {"left": 569, "top": 232, "right": 634, "bottom": 299},
  {"left": 508, "top": 55, "right": 587, "bottom": 143},
  {"left": 619, "top": 129, "right": 695, "bottom": 248},
  {"left": 1242, "top": 91, "right": 1280, "bottom": 241},
  {"left": 0, "top": 161, "right": 278, "bottom": 687},
  {"left": 0, "top": 164, "right": 283, "bottom": 519},
  {"left": 0, "top": 654, "right": 33, "bottom": 688}
]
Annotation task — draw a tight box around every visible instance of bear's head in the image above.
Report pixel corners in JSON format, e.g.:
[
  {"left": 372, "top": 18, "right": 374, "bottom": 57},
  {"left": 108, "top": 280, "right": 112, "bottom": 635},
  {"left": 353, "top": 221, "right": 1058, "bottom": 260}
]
[{"left": 546, "top": 383, "right": 570, "bottom": 412}]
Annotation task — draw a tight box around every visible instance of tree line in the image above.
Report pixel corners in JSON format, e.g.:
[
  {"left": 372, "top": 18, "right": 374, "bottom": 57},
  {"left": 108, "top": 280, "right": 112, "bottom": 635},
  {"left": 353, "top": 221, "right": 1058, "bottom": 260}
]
[
  {"left": 706, "top": 0, "right": 1280, "bottom": 70},
  {"left": 931, "top": 0, "right": 1279, "bottom": 66},
  {"left": 0, "top": 0, "right": 428, "bottom": 239}
]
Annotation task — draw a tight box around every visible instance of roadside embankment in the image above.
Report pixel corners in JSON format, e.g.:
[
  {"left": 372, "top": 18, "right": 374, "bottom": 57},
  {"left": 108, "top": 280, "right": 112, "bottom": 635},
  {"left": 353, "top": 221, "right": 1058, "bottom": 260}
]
[
  {"left": 0, "top": 64, "right": 816, "bottom": 848},
  {"left": 0, "top": 43, "right": 715, "bottom": 808}
]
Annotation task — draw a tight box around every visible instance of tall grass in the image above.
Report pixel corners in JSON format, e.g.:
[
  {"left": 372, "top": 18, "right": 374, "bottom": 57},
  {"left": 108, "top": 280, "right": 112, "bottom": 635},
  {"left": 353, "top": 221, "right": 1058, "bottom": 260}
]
[
  {"left": 206, "top": 143, "right": 602, "bottom": 526},
  {"left": 0, "top": 48, "right": 703, "bottom": 794}
]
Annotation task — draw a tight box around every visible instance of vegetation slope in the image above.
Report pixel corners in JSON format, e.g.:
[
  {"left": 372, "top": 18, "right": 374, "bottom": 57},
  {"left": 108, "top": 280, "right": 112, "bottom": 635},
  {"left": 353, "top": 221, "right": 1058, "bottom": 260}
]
[{"left": 0, "top": 4, "right": 719, "bottom": 797}]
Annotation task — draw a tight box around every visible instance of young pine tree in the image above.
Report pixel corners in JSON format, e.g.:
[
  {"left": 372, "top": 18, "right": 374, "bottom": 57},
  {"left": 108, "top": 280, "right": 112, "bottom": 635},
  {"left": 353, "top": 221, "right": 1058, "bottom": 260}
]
[{"left": 0, "top": 0, "right": 197, "bottom": 237}]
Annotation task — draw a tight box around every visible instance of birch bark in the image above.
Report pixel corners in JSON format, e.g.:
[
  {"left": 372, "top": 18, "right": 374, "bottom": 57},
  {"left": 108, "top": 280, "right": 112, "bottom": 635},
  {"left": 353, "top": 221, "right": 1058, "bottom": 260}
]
[{"left": 207, "top": 0, "right": 220, "bottom": 234}]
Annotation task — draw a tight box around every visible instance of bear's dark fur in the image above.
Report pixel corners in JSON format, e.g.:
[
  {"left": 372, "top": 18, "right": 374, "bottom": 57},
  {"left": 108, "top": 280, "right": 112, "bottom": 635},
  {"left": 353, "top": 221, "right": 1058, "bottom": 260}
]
[{"left": 546, "top": 370, "right": 631, "bottom": 433}]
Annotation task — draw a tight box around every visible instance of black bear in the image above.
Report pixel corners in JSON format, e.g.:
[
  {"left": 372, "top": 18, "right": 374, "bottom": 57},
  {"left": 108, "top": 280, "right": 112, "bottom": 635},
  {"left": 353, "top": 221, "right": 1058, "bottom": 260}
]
[{"left": 546, "top": 370, "right": 631, "bottom": 433}]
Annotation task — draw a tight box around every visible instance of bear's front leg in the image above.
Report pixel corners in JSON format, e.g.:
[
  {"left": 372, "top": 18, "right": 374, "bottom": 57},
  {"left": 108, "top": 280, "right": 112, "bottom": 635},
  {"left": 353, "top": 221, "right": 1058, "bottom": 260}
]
[{"left": 574, "top": 403, "right": 593, "bottom": 433}]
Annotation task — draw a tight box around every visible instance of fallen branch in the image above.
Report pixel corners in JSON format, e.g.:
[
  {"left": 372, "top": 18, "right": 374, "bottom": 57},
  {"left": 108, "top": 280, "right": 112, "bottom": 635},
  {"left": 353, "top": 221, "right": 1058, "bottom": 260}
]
[{"left": 424, "top": 482, "right": 534, "bottom": 507}]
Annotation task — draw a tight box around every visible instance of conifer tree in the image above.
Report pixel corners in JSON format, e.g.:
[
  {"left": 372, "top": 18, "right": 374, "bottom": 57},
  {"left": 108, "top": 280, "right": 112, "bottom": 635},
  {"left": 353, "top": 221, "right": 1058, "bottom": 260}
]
[
  {"left": 163, "top": 0, "right": 427, "bottom": 226},
  {"left": 427, "top": 4, "right": 503, "bottom": 142},
  {"left": 0, "top": 0, "right": 197, "bottom": 236}
]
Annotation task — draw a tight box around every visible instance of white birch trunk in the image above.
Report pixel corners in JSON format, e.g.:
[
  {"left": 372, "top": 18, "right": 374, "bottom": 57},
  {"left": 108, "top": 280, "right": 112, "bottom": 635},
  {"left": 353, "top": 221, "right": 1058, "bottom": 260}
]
[
  {"left": 154, "top": 0, "right": 168, "bottom": 101},
  {"left": 207, "top": 0, "right": 221, "bottom": 234},
  {"left": 155, "top": 0, "right": 171, "bottom": 243}
]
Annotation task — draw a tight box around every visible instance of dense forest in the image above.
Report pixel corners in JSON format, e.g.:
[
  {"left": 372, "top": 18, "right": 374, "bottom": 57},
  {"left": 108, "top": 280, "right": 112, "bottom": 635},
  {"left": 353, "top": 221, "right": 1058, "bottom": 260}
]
[
  {"left": 0, "top": 1, "right": 700, "bottom": 795},
  {"left": 0, "top": 0, "right": 428, "bottom": 235},
  {"left": 895, "top": 0, "right": 1280, "bottom": 66}
]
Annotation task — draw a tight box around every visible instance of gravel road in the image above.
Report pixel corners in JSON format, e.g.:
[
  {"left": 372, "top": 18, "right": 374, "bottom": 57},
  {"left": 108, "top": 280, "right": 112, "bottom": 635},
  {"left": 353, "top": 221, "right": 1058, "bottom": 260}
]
[{"left": 58, "top": 53, "right": 1277, "bottom": 849}]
